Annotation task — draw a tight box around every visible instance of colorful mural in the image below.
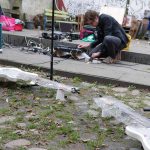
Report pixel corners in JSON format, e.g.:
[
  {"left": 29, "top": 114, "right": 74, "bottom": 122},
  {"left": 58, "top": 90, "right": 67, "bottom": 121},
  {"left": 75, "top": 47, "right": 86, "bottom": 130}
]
[
  {"left": 64, "top": 0, "right": 150, "bottom": 18},
  {"left": 129, "top": 0, "right": 150, "bottom": 18}
]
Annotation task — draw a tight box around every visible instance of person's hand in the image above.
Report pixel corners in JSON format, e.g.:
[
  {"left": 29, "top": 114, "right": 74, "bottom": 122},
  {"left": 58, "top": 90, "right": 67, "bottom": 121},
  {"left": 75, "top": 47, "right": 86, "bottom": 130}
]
[
  {"left": 78, "top": 43, "right": 90, "bottom": 49},
  {"left": 91, "top": 52, "right": 101, "bottom": 58}
]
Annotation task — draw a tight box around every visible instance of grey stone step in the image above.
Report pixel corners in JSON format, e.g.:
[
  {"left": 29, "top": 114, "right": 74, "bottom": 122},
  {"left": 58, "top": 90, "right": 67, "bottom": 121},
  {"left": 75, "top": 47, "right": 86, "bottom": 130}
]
[
  {"left": 0, "top": 48, "right": 150, "bottom": 89},
  {"left": 2, "top": 30, "right": 150, "bottom": 65}
]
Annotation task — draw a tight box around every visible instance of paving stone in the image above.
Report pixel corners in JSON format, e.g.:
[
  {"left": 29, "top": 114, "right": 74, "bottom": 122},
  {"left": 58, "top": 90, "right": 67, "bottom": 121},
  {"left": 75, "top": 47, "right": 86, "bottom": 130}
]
[
  {"left": 25, "top": 113, "right": 38, "bottom": 120},
  {"left": 1, "top": 44, "right": 150, "bottom": 90},
  {"left": 98, "top": 85, "right": 108, "bottom": 89},
  {"left": 101, "top": 145, "right": 126, "bottom": 150},
  {"left": 145, "top": 96, "right": 150, "bottom": 100},
  {"left": 109, "top": 119, "right": 121, "bottom": 125},
  {"left": 28, "top": 148, "right": 47, "bottom": 150},
  {"left": 30, "top": 129, "right": 39, "bottom": 135},
  {"left": 144, "top": 100, "right": 150, "bottom": 106},
  {"left": 67, "top": 143, "right": 86, "bottom": 150},
  {"left": 129, "top": 148, "right": 142, "bottom": 150},
  {"left": 60, "top": 77, "right": 68, "bottom": 80},
  {"left": 128, "top": 99, "right": 140, "bottom": 103},
  {"left": 17, "top": 108, "right": 26, "bottom": 113},
  {"left": 146, "top": 93, "right": 150, "bottom": 97},
  {"left": 67, "top": 121, "right": 76, "bottom": 125},
  {"left": 80, "top": 82, "right": 91, "bottom": 87},
  {"left": 87, "top": 110, "right": 99, "bottom": 118},
  {"left": 112, "top": 87, "right": 128, "bottom": 93},
  {"left": 91, "top": 87, "right": 99, "bottom": 92},
  {"left": 13, "top": 130, "right": 27, "bottom": 135},
  {"left": 68, "top": 95, "right": 80, "bottom": 102},
  {"left": 103, "top": 139, "right": 137, "bottom": 150},
  {"left": 17, "top": 123, "right": 27, "bottom": 129},
  {"left": 124, "top": 136, "right": 136, "bottom": 140},
  {"left": 128, "top": 102, "right": 139, "bottom": 108},
  {"left": 73, "top": 127, "right": 80, "bottom": 131},
  {"left": 123, "top": 137, "right": 143, "bottom": 148},
  {"left": 0, "top": 125, "right": 6, "bottom": 129},
  {"left": 0, "top": 116, "right": 15, "bottom": 124},
  {"left": 54, "top": 119, "right": 63, "bottom": 125},
  {"left": 4, "top": 139, "right": 31, "bottom": 149},
  {"left": 131, "top": 90, "right": 140, "bottom": 96},
  {"left": 114, "top": 93, "right": 126, "bottom": 97},
  {"left": 80, "top": 133, "right": 97, "bottom": 142},
  {"left": 40, "top": 98, "right": 50, "bottom": 101},
  {"left": 100, "top": 127, "right": 108, "bottom": 132},
  {"left": 76, "top": 102, "right": 89, "bottom": 112},
  {"left": 90, "top": 103, "right": 99, "bottom": 110}
]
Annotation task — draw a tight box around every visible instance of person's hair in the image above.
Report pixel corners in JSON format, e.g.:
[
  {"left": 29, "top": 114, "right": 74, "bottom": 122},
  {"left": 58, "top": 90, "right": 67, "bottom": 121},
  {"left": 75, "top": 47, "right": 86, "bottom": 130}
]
[{"left": 84, "top": 10, "right": 99, "bottom": 25}]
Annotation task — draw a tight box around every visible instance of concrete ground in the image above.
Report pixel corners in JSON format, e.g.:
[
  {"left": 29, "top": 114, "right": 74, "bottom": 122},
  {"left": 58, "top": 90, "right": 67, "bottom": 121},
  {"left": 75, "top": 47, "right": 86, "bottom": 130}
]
[
  {"left": 1, "top": 29, "right": 150, "bottom": 88},
  {"left": 0, "top": 47, "right": 150, "bottom": 89},
  {"left": 2, "top": 29, "right": 150, "bottom": 65},
  {"left": 2, "top": 29, "right": 42, "bottom": 38}
]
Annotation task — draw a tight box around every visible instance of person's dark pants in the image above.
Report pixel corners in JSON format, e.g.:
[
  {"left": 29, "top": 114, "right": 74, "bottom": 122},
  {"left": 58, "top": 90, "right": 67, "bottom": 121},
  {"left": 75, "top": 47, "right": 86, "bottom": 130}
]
[{"left": 89, "top": 36, "right": 125, "bottom": 59}]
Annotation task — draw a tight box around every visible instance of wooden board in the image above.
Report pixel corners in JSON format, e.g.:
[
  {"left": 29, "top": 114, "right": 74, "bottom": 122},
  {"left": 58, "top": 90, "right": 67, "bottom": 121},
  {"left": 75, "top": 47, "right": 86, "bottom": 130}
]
[
  {"left": 45, "top": 12, "right": 69, "bottom": 18},
  {"left": 129, "top": 19, "right": 142, "bottom": 39},
  {"left": 44, "top": 9, "right": 68, "bottom": 16}
]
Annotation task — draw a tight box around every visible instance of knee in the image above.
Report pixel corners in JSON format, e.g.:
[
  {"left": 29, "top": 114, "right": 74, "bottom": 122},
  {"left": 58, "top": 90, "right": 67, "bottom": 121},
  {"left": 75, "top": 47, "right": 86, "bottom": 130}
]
[{"left": 104, "top": 36, "right": 113, "bottom": 43}]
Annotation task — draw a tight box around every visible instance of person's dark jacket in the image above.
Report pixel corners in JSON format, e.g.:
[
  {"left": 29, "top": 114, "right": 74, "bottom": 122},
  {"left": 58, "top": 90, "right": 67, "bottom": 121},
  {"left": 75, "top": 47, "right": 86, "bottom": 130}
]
[{"left": 91, "top": 14, "right": 129, "bottom": 49}]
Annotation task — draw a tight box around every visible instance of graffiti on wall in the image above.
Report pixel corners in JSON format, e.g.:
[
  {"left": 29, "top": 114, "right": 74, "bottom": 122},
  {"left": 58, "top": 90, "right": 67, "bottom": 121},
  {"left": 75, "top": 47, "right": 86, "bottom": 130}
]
[
  {"left": 55, "top": 0, "right": 67, "bottom": 11},
  {"left": 64, "top": 0, "right": 150, "bottom": 18},
  {"left": 64, "top": 0, "right": 126, "bottom": 15},
  {"left": 129, "top": 0, "right": 150, "bottom": 18}
]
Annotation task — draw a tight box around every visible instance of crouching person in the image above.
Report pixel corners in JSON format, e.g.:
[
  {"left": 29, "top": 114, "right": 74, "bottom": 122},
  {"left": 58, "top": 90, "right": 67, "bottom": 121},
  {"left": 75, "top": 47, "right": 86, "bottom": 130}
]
[{"left": 78, "top": 10, "right": 129, "bottom": 63}]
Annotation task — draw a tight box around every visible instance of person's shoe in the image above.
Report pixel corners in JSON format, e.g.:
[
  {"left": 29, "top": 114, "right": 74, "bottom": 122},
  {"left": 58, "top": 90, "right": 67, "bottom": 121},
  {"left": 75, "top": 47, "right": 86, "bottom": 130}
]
[
  {"left": 102, "top": 56, "right": 114, "bottom": 64},
  {"left": 102, "top": 56, "right": 120, "bottom": 64},
  {"left": 103, "top": 52, "right": 121, "bottom": 64}
]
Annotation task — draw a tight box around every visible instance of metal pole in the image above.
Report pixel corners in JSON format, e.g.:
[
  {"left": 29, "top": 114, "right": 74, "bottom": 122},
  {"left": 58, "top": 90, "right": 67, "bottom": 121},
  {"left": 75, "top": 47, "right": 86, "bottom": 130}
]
[
  {"left": 50, "top": 0, "right": 55, "bottom": 80},
  {"left": 0, "top": 23, "right": 3, "bottom": 53},
  {"left": 125, "top": 0, "right": 130, "bottom": 15}
]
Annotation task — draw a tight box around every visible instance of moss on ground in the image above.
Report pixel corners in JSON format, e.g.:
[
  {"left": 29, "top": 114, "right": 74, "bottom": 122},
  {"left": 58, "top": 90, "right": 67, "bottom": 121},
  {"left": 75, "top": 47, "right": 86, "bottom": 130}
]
[{"left": 0, "top": 71, "right": 149, "bottom": 150}]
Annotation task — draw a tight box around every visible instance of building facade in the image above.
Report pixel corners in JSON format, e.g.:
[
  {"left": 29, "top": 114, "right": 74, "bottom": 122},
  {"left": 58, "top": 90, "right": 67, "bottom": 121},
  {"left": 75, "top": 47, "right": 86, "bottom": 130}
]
[{"left": 0, "top": 0, "right": 150, "bottom": 19}]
